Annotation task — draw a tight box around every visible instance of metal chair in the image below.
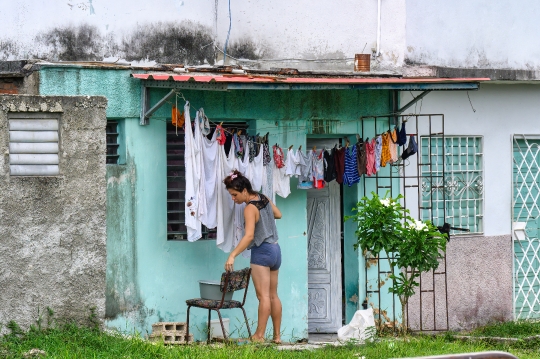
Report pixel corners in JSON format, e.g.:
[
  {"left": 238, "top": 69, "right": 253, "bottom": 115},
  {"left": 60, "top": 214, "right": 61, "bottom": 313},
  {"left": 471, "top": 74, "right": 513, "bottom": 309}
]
[{"left": 186, "top": 267, "right": 252, "bottom": 343}]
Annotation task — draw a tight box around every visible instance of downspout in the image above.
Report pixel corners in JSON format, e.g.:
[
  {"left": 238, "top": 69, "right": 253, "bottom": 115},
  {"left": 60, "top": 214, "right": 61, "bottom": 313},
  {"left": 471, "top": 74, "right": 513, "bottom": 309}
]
[{"left": 376, "top": 0, "right": 381, "bottom": 57}]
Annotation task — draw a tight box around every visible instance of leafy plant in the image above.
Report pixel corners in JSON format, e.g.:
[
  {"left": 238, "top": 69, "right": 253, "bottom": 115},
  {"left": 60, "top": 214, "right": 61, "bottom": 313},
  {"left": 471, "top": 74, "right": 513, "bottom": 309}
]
[{"left": 346, "top": 192, "right": 448, "bottom": 333}]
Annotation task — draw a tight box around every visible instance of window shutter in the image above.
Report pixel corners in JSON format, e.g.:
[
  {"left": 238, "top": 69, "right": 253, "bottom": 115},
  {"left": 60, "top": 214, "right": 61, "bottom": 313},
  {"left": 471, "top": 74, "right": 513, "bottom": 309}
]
[{"left": 8, "top": 113, "right": 60, "bottom": 176}]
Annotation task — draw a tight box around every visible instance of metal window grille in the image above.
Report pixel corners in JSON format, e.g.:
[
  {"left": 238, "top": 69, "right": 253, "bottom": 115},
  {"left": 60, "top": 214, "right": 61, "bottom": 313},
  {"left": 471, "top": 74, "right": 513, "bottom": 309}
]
[
  {"left": 421, "top": 136, "right": 484, "bottom": 234},
  {"left": 106, "top": 121, "right": 120, "bottom": 164},
  {"left": 166, "top": 121, "right": 249, "bottom": 241},
  {"left": 8, "top": 113, "right": 60, "bottom": 176}
]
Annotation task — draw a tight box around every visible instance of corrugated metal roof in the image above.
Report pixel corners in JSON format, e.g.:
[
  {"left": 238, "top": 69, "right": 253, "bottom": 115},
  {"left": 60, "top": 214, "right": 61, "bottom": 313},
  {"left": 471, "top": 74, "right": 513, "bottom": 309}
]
[{"left": 132, "top": 73, "right": 490, "bottom": 84}]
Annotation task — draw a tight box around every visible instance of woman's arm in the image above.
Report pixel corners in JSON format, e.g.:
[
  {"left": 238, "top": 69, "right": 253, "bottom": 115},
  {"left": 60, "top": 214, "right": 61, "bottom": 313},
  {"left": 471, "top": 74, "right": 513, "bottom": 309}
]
[
  {"left": 270, "top": 200, "right": 282, "bottom": 219},
  {"left": 224, "top": 205, "right": 257, "bottom": 271}
]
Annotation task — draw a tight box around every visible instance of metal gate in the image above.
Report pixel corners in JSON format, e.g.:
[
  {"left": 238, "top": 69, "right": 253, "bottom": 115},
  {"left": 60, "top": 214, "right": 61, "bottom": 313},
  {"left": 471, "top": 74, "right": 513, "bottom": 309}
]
[
  {"left": 512, "top": 135, "right": 540, "bottom": 319},
  {"left": 360, "top": 114, "right": 449, "bottom": 332}
]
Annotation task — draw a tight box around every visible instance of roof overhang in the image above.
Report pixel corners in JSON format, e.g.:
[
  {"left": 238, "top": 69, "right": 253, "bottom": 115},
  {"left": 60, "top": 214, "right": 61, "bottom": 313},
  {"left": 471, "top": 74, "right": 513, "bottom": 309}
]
[{"left": 132, "top": 73, "right": 489, "bottom": 91}]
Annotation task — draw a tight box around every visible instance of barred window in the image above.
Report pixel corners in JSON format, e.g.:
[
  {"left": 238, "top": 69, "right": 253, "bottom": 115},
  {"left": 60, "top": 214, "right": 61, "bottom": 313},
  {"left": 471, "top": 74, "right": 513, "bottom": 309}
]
[
  {"left": 420, "top": 136, "right": 484, "bottom": 235},
  {"left": 106, "top": 120, "right": 120, "bottom": 164}
]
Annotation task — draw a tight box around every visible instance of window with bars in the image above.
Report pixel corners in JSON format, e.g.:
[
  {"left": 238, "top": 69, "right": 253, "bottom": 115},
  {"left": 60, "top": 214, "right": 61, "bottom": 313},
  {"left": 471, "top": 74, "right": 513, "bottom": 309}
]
[
  {"left": 166, "top": 121, "right": 249, "bottom": 240},
  {"left": 420, "top": 136, "right": 484, "bottom": 235},
  {"left": 106, "top": 120, "right": 120, "bottom": 164}
]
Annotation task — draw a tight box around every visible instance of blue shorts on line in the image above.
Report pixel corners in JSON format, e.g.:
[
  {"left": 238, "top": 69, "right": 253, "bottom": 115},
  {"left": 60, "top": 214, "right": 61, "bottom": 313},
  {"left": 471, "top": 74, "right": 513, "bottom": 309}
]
[{"left": 250, "top": 242, "right": 281, "bottom": 271}]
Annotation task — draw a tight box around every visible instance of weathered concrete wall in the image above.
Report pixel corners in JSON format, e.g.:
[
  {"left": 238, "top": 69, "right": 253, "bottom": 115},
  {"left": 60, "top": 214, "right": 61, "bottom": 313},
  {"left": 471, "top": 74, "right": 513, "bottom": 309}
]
[
  {"left": 408, "top": 235, "right": 513, "bottom": 331},
  {"left": 405, "top": 0, "right": 540, "bottom": 70},
  {"left": 0, "top": 0, "right": 406, "bottom": 71},
  {"left": 0, "top": 95, "right": 107, "bottom": 331}
]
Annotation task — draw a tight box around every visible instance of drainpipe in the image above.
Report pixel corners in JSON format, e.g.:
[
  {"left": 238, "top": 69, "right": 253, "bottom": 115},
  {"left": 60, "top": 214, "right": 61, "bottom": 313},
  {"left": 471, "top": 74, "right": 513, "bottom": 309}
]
[{"left": 376, "top": 0, "right": 381, "bottom": 57}]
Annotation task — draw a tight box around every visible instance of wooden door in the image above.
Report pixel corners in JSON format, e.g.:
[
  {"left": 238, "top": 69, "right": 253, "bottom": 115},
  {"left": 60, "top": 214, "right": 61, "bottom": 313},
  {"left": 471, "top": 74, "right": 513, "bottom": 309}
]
[{"left": 307, "top": 180, "right": 342, "bottom": 332}]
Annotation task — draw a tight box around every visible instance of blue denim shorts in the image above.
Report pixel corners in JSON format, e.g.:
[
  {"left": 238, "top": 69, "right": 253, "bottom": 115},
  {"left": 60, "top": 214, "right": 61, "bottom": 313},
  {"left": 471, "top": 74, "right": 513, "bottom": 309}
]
[{"left": 250, "top": 242, "right": 281, "bottom": 271}]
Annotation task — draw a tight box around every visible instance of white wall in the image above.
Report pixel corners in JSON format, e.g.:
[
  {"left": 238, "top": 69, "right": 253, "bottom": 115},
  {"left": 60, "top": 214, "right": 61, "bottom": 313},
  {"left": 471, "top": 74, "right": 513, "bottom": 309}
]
[
  {"left": 401, "top": 84, "right": 540, "bottom": 237},
  {"left": 405, "top": 0, "right": 540, "bottom": 70},
  {"left": 0, "top": 0, "right": 406, "bottom": 70}
]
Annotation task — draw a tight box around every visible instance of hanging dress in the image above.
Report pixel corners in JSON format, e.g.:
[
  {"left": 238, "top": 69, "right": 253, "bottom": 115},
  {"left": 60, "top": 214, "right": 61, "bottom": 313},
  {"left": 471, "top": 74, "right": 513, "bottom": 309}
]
[
  {"left": 250, "top": 144, "right": 264, "bottom": 192},
  {"left": 184, "top": 102, "right": 202, "bottom": 242},
  {"left": 356, "top": 139, "right": 367, "bottom": 176},
  {"left": 297, "top": 149, "right": 313, "bottom": 189}
]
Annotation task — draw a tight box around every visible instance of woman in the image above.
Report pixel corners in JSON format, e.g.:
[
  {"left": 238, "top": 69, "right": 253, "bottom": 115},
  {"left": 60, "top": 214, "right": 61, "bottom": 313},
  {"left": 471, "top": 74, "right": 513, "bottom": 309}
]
[{"left": 223, "top": 170, "right": 282, "bottom": 343}]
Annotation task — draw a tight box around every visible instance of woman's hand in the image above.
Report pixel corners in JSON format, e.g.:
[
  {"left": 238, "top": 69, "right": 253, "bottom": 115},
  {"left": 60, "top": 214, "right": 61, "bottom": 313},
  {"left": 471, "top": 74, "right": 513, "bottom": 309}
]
[{"left": 225, "top": 255, "right": 235, "bottom": 272}]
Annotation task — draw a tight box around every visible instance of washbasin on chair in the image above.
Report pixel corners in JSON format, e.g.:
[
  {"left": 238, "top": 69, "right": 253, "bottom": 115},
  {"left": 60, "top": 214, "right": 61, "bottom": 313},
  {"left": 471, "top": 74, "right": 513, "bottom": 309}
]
[{"left": 186, "top": 267, "right": 252, "bottom": 343}]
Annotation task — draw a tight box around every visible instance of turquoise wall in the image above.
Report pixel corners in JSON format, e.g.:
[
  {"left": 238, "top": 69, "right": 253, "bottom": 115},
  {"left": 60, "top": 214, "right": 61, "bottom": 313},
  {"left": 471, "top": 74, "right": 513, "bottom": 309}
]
[{"left": 39, "top": 66, "right": 394, "bottom": 341}]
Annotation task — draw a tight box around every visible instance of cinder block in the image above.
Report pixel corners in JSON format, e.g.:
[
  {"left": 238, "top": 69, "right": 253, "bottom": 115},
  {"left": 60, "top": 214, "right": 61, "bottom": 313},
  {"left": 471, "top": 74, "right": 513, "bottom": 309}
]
[
  {"left": 149, "top": 331, "right": 193, "bottom": 345},
  {"left": 151, "top": 322, "right": 187, "bottom": 335}
]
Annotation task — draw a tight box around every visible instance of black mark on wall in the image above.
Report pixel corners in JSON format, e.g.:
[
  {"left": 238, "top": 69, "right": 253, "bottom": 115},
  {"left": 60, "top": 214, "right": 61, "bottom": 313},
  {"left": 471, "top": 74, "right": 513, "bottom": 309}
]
[
  {"left": 227, "top": 36, "right": 273, "bottom": 60},
  {"left": 36, "top": 24, "right": 103, "bottom": 61},
  {"left": 122, "top": 21, "right": 215, "bottom": 65}
]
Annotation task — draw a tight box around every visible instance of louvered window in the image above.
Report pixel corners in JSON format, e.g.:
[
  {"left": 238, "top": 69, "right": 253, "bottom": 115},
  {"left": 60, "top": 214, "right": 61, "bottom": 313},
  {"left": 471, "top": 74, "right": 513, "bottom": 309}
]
[
  {"left": 166, "top": 121, "right": 249, "bottom": 241},
  {"left": 9, "top": 113, "right": 60, "bottom": 176}
]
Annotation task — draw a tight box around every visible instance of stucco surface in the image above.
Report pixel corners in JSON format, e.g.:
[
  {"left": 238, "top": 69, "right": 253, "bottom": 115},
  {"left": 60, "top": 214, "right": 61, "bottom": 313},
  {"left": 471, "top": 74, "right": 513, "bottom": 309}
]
[
  {"left": 408, "top": 235, "right": 513, "bottom": 331},
  {"left": 0, "top": 95, "right": 107, "bottom": 331}
]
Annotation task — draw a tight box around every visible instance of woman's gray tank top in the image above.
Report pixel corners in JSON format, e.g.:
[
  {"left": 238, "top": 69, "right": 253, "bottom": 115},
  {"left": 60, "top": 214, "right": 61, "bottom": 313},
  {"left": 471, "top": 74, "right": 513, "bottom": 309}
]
[{"left": 247, "top": 194, "right": 279, "bottom": 249}]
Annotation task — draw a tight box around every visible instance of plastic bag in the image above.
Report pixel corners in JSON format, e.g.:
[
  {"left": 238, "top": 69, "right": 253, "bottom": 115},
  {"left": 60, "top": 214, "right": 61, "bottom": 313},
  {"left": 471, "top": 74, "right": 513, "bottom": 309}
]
[{"left": 337, "top": 308, "right": 376, "bottom": 342}]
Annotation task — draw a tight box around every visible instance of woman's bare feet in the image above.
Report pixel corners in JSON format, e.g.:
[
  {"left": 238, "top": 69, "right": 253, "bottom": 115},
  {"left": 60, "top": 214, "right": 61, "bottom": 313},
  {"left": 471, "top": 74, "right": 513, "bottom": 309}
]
[
  {"left": 272, "top": 337, "right": 281, "bottom": 344},
  {"left": 250, "top": 334, "right": 265, "bottom": 343}
]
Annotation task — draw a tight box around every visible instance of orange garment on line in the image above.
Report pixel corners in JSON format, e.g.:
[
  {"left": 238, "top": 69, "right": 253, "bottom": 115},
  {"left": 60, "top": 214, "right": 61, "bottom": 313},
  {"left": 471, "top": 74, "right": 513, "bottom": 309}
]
[
  {"left": 389, "top": 128, "right": 399, "bottom": 163},
  {"left": 380, "top": 131, "right": 392, "bottom": 167},
  {"left": 172, "top": 106, "right": 185, "bottom": 128}
]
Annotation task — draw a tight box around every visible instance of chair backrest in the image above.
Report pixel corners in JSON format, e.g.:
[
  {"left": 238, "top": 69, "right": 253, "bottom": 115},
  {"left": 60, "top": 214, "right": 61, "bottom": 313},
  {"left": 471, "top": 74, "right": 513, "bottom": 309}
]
[{"left": 220, "top": 268, "right": 251, "bottom": 293}]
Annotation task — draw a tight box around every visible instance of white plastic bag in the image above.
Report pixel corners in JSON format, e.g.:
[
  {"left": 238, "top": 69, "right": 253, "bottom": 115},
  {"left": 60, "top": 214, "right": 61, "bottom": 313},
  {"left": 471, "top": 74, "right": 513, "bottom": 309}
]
[{"left": 337, "top": 308, "right": 376, "bottom": 342}]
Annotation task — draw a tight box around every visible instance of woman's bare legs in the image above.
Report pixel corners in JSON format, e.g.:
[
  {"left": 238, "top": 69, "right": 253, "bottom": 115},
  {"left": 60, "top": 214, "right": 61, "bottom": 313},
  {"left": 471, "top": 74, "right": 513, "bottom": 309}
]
[
  {"left": 269, "top": 269, "right": 282, "bottom": 343},
  {"left": 250, "top": 263, "right": 283, "bottom": 342}
]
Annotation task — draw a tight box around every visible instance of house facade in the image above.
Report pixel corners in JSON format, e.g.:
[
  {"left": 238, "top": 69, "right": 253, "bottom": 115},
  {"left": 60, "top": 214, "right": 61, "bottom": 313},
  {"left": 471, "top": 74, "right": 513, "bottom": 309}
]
[{"left": 1, "top": 0, "right": 540, "bottom": 341}]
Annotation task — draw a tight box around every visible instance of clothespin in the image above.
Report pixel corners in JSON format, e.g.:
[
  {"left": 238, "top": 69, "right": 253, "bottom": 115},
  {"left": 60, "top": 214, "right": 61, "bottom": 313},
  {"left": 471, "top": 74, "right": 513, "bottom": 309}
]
[
  {"left": 312, "top": 145, "right": 317, "bottom": 152},
  {"left": 219, "top": 121, "right": 223, "bottom": 126},
  {"left": 344, "top": 137, "right": 350, "bottom": 147},
  {"left": 237, "top": 129, "right": 242, "bottom": 136},
  {"left": 288, "top": 145, "right": 294, "bottom": 151},
  {"left": 298, "top": 145, "right": 302, "bottom": 151}
]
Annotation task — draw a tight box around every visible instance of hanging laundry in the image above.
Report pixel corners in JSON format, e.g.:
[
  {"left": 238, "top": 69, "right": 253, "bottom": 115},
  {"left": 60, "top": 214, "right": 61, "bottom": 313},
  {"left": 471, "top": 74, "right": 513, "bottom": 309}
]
[
  {"left": 389, "top": 128, "right": 399, "bottom": 163},
  {"left": 380, "top": 131, "right": 392, "bottom": 167},
  {"left": 224, "top": 132, "right": 233, "bottom": 155},
  {"left": 297, "top": 149, "right": 313, "bottom": 189},
  {"left": 171, "top": 106, "right": 184, "bottom": 128},
  {"left": 198, "top": 127, "right": 219, "bottom": 229},
  {"left": 250, "top": 144, "right": 264, "bottom": 192},
  {"left": 273, "top": 160, "right": 291, "bottom": 198},
  {"left": 343, "top": 144, "right": 361, "bottom": 187},
  {"left": 262, "top": 142, "right": 272, "bottom": 166},
  {"left": 365, "top": 138, "right": 376, "bottom": 176},
  {"left": 323, "top": 147, "right": 337, "bottom": 183},
  {"left": 215, "top": 124, "right": 227, "bottom": 145},
  {"left": 198, "top": 108, "right": 211, "bottom": 136},
  {"left": 247, "top": 137, "right": 256, "bottom": 162},
  {"left": 183, "top": 102, "right": 202, "bottom": 242},
  {"left": 374, "top": 135, "right": 382, "bottom": 172},
  {"left": 285, "top": 147, "right": 302, "bottom": 177},
  {"left": 356, "top": 139, "right": 367, "bottom": 176},
  {"left": 401, "top": 135, "right": 418, "bottom": 160},
  {"left": 334, "top": 146, "right": 346, "bottom": 184},
  {"left": 273, "top": 145, "right": 285, "bottom": 168},
  {"left": 217, "top": 140, "right": 236, "bottom": 252},
  {"left": 397, "top": 121, "right": 407, "bottom": 146},
  {"left": 312, "top": 149, "right": 326, "bottom": 189},
  {"left": 261, "top": 151, "right": 275, "bottom": 203},
  {"left": 233, "top": 133, "right": 244, "bottom": 159}
]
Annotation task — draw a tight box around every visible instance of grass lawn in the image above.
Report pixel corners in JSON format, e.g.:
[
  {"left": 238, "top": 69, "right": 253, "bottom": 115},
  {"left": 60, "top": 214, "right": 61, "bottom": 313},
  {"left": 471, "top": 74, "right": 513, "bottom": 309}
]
[{"left": 2, "top": 322, "right": 540, "bottom": 358}]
